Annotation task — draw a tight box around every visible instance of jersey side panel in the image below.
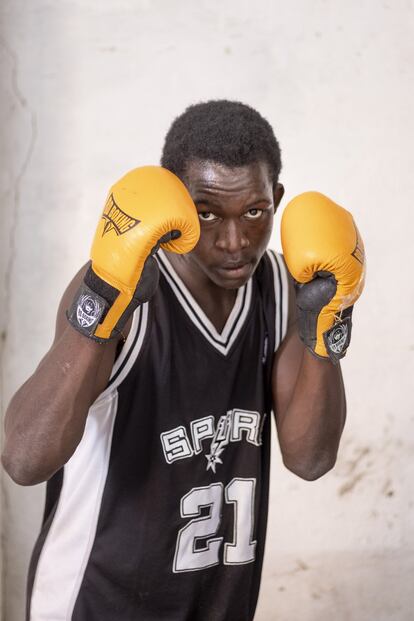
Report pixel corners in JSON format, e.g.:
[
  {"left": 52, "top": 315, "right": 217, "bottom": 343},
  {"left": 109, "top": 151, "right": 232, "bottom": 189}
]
[{"left": 26, "top": 468, "right": 63, "bottom": 621}]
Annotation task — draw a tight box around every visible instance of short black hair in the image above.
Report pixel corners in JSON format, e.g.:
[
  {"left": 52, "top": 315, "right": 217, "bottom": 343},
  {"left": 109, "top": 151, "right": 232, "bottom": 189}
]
[{"left": 161, "top": 100, "right": 282, "bottom": 183}]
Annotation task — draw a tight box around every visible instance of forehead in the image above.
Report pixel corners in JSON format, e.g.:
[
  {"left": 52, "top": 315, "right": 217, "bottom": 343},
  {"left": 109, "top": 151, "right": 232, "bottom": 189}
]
[{"left": 183, "top": 159, "right": 273, "bottom": 198}]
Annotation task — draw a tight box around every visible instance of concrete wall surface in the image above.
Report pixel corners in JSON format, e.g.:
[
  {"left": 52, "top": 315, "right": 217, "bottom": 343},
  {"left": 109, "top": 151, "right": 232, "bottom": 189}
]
[{"left": 1, "top": 1, "right": 413, "bottom": 619}]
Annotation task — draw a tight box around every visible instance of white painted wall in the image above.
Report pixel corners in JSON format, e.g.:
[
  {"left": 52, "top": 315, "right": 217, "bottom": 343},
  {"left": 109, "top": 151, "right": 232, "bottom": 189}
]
[{"left": 1, "top": 1, "right": 413, "bottom": 619}]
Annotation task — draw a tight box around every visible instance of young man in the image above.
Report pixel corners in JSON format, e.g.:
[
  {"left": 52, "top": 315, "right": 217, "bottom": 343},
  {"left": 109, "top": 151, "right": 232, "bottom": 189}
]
[{"left": 2, "top": 100, "right": 364, "bottom": 620}]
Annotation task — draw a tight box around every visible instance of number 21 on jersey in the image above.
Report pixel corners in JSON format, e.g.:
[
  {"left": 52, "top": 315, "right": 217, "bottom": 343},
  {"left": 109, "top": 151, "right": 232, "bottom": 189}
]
[{"left": 173, "top": 478, "right": 257, "bottom": 573}]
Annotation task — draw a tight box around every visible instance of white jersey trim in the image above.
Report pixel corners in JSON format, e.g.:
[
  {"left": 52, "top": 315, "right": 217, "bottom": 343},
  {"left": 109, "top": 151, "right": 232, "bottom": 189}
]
[
  {"left": 157, "top": 250, "right": 252, "bottom": 356},
  {"left": 29, "top": 390, "right": 119, "bottom": 620},
  {"left": 267, "top": 250, "right": 289, "bottom": 351},
  {"left": 97, "top": 301, "right": 149, "bottom": 401}
]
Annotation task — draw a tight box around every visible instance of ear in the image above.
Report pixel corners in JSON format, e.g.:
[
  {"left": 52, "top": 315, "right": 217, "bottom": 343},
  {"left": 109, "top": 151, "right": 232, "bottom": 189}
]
[{"left": 273, "top": 182, "right": 285, "bottom": 212}]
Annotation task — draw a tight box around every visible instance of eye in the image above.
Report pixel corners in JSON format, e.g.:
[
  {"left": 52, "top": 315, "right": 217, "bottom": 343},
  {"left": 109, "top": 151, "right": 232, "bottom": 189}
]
[
  {"left": 245, "top": 208, "right": 263, "bottom": 220},
  {"left": 198, "top": 212, "right": 217, "bottom": 222}
]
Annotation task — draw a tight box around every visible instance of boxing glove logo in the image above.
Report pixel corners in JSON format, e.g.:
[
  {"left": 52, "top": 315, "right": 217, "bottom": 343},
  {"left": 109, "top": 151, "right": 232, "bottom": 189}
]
[
  {"left": 102, "top": 194, "right": 140, "bottom": 237},
  {"left": 323, "top": 315, "right": 352, "bottom": 362},
  {"left": 76, "top": 294, "right": 103, "bottom": 328}
]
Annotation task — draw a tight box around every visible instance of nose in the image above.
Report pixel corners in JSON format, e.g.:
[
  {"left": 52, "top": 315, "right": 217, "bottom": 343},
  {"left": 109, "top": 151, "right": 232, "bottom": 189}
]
[{"left": 215, "top": 219, "right": 249, "bottom": 254}]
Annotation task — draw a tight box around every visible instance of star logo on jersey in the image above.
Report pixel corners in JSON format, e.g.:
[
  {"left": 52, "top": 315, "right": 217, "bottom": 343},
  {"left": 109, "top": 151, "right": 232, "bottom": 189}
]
[
  {"left": 204, "top": 412, "right": 232, "bottom": 472},
  {"left": 205, "top": 448, "right": 224, "bottom": 473}
]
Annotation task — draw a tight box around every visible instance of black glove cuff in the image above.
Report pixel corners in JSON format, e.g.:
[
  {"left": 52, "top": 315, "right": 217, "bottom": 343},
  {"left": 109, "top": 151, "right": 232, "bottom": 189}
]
[
  {"left": 67, "top": 257, "right": 160, "bottom": 343},
  {"left": 295, "top": 275, "right": 337, "bottom": 352},
  {"left": 66, "top": 266, "right": 122, "bottom": 342},
  {"left": 66, "top": 281, "right": 112, "bottom": 342},
  {"left": 83, "top": 266, "right": 119, "bottom": 306}
]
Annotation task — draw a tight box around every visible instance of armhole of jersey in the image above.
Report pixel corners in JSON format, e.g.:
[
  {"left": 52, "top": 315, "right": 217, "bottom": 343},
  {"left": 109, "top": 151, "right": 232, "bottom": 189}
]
[
  {"left": 266, "top": 250, "right": 289, "bottom": 352},
  {"left": 94, "top": 302, "right": 150, "bottom": 402}
]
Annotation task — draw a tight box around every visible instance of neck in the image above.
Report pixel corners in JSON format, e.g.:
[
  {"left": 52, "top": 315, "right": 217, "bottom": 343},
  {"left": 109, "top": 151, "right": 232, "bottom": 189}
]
[{"left": 164, "top": 252, "right": 238, "bottom": 333}]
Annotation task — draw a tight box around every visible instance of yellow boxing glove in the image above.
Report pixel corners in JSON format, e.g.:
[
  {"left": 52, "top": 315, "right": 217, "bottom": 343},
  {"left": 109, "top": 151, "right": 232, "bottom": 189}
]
[
  {"left": 68, "top": 166, "right": 200, "bottom": 341},
  {"left": 281, "top": 191, "right": 365, "bottom": 362}
]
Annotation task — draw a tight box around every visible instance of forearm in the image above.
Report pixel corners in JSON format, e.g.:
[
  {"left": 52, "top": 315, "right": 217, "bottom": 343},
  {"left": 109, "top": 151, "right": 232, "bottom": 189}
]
[
  {"left": 2, "top": 325, "right": 113, "bottom": 485},
  {"left": 277, "top": 349, "right": 346, "bottom": 480}
]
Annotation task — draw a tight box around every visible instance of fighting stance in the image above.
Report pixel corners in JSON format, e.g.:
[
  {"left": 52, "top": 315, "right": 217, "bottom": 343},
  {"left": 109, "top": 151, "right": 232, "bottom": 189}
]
[{"left": 2, "top": 101, "right": 365, "bottom": 620}]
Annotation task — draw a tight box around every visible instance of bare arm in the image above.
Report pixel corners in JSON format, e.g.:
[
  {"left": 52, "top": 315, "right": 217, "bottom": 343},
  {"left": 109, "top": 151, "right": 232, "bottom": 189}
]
[
  {"left": 1, "top": 264, "right": 129, "bottom": 486},
  {"left": 272, "top": 275, "right": 346, "bottom": 481}
]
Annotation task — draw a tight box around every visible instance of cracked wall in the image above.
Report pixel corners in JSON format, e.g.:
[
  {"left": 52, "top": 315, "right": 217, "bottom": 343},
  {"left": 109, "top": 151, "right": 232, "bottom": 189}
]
[
  {"left": 1, "top": 1, "right": 414, "bottom": 620},
  {"left": 0, "top": 12, "right": 40, "bottom": 621}
]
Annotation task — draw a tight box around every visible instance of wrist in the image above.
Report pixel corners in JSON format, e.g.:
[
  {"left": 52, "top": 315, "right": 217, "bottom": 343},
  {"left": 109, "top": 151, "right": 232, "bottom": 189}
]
[
  {"left": 66, "top": 277, "right": 112, "bottom": 343},
  {"left": 302, "top": 346, "right": 336, "bottom": 368},
  {"left": 62, "top": 322, "right": 114, "bottom": 351}
]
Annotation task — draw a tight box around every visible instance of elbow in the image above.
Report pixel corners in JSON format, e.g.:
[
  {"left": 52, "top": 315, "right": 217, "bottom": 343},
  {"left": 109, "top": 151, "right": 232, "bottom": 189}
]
[
  {"left": 1, "top": 450, "right": 48, "bottom": 486},
  {"left": 282, "top": 453, "right": 337, "bottom": 481}
]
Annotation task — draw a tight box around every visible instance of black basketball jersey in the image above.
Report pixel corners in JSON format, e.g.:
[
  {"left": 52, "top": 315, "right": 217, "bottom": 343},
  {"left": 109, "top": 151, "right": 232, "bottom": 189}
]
[{"left": 27, "top": 249, "right": 289, "bottom": 621}]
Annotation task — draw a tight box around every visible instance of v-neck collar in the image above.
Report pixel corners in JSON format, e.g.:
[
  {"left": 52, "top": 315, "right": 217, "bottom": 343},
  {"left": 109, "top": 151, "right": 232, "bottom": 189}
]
[{"left": 156, "top": 250, "right": 253, "bottom": 356}]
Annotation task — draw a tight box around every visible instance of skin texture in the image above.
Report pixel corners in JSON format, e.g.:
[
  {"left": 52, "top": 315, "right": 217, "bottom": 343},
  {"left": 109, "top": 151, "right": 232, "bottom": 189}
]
[
  {"left": 1, "top": 265, "right": 125, "bottom": 485},
  {"left": 2, "top": 159, "right": 346, "bottom": 485},
  {"left": 167, "top": 159, "right": 284, "bottom": 331}
]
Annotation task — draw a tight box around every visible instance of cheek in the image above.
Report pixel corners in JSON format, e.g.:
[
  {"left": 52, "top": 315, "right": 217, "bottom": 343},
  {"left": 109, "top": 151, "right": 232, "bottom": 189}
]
[
  {"left": 250, "top": 217, "right": 274, "bottom": 248},
  {"left": 261, "top": 223, "right": 274, "bottom": 247},
  {"left": 191, "top": 228, "right": 214, "bottom": 253},
  {"left": 187, "top": 234, "right": 213, "bottom": 267}
]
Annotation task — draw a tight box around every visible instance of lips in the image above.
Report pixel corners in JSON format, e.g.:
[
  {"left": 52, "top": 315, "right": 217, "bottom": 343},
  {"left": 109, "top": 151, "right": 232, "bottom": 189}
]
[
  {"left": 221, "top": 262, "right": 249, "bottom": 270},
  {"left": 216, "top": 261, "right": 252, "bottom": 279}
]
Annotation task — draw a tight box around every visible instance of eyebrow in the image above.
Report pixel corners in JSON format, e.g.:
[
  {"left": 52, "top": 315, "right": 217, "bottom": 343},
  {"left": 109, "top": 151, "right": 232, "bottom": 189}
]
[
  {"left": 194, "top": 198, "right": 222, "bottom": 209},
  {"left": 194, "top": 198, "right": 272, "bottom": 210}
]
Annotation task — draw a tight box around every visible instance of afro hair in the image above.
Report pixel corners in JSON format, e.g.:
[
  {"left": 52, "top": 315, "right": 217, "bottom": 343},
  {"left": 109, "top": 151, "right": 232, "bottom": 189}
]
[{"left": 161, "top": 100, "right": 282, "bottom": 183}]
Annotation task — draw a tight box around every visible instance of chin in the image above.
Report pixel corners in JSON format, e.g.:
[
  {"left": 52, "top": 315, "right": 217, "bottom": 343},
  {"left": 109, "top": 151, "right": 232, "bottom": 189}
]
[
  {"left": 210, "top": 264, "right": 257, "bottom": 290},
  {"left": 215, "top": 278, "right": 246, "bottom": 290}
]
